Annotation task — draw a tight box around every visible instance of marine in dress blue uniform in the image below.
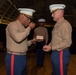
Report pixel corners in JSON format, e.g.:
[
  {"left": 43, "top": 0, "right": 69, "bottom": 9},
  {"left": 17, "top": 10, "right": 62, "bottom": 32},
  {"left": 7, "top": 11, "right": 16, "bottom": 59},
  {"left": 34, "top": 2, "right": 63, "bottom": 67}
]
[
  {"left": 5, "top": 8, "right": 36, "bottom": 75},
  {"left": 43, "top": 4, "right": 72, "bottom": 75}
]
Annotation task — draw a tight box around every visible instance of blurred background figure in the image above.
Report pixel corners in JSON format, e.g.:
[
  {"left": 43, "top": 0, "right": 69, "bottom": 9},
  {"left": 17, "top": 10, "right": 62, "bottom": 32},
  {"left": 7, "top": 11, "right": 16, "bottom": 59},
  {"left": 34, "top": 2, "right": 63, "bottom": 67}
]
[{"left": 34, "top": 18, "right": 48, "bottom": 67}]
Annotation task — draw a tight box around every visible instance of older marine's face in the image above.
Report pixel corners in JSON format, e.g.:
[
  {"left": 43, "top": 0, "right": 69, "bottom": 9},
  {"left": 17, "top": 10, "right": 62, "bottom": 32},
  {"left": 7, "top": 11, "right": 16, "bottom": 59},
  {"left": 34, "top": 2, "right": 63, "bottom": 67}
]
[{"left": 51, "top": 10, "right": 61, "bottom": 22}]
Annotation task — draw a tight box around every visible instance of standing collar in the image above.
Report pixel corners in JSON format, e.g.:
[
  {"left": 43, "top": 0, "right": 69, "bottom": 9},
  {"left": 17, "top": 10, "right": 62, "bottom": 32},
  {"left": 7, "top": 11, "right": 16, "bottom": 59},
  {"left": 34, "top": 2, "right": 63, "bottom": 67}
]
[
  {"left": 17, "top": 20, "right": 23, "bottom": 26},
  {"left": 57, "top": 17, "right": 64, "bottom": 23},
  {"left": 55, "top": 17, "right": 64, "bottom": 27}
]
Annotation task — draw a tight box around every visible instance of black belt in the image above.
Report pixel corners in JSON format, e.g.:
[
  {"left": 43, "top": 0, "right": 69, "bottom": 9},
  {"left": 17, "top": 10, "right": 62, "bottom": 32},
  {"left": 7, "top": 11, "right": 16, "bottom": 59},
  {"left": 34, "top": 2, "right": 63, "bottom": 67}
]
[{"left": 7, "top": 50, "right": 26, "bottom": 55}]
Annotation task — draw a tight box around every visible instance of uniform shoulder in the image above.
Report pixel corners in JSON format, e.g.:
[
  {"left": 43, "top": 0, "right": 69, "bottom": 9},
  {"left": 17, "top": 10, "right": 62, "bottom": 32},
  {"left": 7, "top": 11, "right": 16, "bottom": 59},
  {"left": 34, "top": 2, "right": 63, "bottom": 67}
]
[{"left": 7, "top": 21, "right": 19, "bottom": 29}]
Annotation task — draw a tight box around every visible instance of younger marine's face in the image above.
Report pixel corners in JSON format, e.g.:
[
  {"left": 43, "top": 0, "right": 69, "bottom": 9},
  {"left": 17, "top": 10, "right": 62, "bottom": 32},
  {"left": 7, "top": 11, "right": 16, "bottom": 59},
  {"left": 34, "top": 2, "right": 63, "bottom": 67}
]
[{"left": 22, "top": 14, "right": 31, "bottom": 27}]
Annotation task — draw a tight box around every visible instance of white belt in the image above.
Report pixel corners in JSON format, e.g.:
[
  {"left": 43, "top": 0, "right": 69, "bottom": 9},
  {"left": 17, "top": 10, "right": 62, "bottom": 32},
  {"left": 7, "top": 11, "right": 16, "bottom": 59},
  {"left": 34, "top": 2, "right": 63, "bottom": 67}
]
[{"left": 7, "top": 50, "right": 26, "bottom": 55}]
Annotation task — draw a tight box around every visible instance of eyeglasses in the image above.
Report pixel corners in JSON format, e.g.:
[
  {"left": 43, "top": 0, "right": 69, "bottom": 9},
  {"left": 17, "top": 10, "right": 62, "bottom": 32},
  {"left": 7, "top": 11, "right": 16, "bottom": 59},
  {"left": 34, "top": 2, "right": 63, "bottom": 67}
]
[{"left": 23, "top": 14, "right": 32, "bottom": 20}]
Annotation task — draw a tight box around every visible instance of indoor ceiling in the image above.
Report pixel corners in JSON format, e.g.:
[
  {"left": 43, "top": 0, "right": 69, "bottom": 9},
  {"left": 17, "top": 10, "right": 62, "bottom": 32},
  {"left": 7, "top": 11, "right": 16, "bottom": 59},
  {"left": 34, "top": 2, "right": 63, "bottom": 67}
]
[{"left": 0, "top": 0, "right": 76, "bottom": 25}]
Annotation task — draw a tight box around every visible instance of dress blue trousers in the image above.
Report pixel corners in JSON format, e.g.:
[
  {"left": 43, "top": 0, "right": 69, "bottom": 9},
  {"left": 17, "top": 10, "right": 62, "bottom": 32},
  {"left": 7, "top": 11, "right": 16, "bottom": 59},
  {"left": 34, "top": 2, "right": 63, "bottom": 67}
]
[
  {"left": 36, "top": 40, "right": 45, "bottom": 66},
  {"left": 5, "top": 53, "right": 26, "bottom": 75},
  {"left": 36, "top": 49, "right": 44, "bottom": 65},
  {"left": 51, "top": 49, "right": 70, "bottom": 75}
]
